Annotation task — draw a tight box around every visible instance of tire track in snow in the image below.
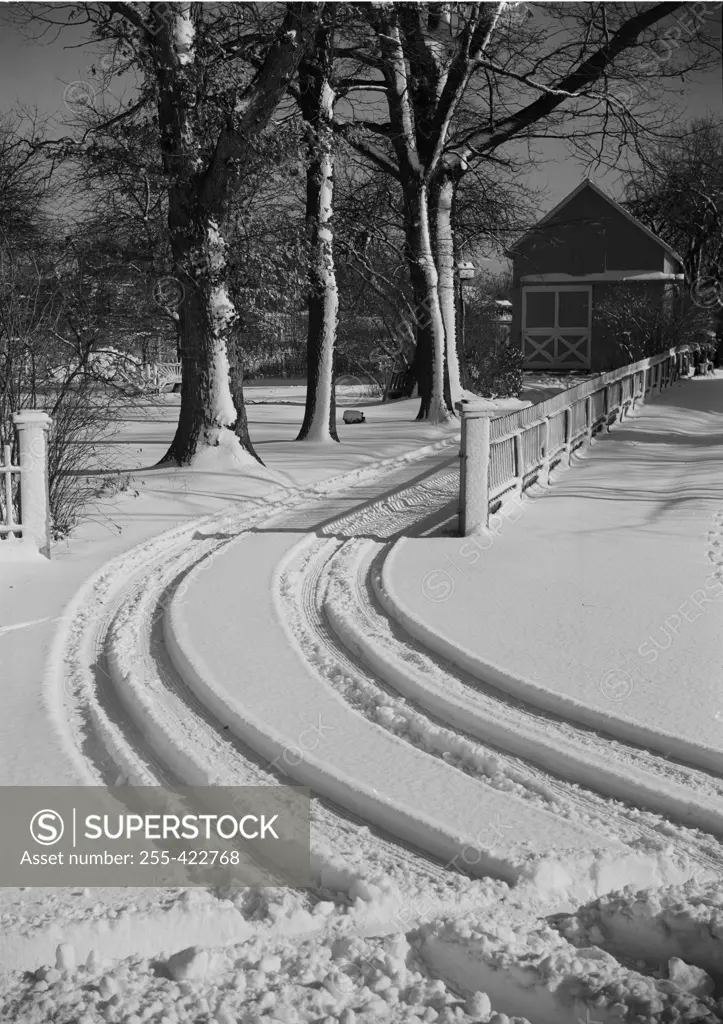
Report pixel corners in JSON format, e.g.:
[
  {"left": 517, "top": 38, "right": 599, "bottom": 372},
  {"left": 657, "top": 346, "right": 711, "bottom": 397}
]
[
  {"left": 52, "top": 440, "right": 489, "bottom": 907},
  {"left": 274, "top": 475, "right": 723, "bottom": 878},
  {"left": 53, "top": 434, "right": 722, "bottom": 896}
]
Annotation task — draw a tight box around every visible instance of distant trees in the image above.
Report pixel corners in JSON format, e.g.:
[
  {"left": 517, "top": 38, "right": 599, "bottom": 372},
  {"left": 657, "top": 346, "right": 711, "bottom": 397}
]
[
  {"left": 625, "top": 118, "right": 723, "bottom": 298},
  {"left": 0, "top": 112, "right": 51, "bottom": 243}
]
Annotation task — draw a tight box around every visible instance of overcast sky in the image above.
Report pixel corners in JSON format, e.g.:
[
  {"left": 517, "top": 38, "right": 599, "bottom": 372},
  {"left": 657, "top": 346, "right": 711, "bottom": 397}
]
[{"left": 0, "top": 2, "right": 720, "bottom": 236}]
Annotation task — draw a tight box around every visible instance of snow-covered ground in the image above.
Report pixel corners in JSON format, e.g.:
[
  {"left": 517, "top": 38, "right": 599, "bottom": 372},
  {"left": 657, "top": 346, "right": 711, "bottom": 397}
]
[{"left": 2, "top": 379, "right": 723, "bottom": 1024}]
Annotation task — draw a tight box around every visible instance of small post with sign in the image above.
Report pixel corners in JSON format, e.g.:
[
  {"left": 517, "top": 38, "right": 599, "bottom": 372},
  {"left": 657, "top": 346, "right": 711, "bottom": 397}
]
[{"left": 456, "top": 262, "right": 476, "bottom": 384}]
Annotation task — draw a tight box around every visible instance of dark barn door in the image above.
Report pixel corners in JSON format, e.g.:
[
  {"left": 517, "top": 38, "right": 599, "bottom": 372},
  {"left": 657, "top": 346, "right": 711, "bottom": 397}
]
[{"left": 522, "top": 286, "right": 591, "bottom": 369}]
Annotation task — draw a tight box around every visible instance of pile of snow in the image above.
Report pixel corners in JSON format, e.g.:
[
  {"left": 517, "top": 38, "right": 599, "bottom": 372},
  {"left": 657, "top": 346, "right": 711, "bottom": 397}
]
[
  {"left": 6, "top": 880, "right": 722, "bottom": 1024},
  {"left": 556, "top": 878, "right": 723, "bottom": 986},
  {"left": 422, "top": 904, "right": 723, "bottom": 1024},
  {"left": 1, "top": 913, "right": 540, "bottom": 1024}
]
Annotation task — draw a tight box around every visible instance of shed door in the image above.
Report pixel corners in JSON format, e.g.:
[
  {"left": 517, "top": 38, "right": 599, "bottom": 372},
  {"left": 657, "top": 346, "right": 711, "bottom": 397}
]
[{"left": 522, "top": 286, "right": 591, "bottom": 369}]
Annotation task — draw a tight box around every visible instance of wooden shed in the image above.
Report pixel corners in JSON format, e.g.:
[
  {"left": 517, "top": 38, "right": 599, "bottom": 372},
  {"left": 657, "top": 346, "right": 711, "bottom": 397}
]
[{"left": 508, "top": 180, "right": 686, "bottom": 372}]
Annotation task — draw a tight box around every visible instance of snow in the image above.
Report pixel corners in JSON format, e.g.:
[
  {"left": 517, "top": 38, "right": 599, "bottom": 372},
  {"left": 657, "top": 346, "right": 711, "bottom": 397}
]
[
  {"left": 384, "top": 376, "right": 723, "bottom": 773},
  {"left": 3, "top": 378, "right": 723, "bottom": 1024},
  {"left": 166, "top": 528, "right": 677, "bottom": 903},
  {"left": 324, "top": 541, "right": 723, "bottom": 840},
  {"left": 173, "top": 3, "right": 195, "bottom": 65}
]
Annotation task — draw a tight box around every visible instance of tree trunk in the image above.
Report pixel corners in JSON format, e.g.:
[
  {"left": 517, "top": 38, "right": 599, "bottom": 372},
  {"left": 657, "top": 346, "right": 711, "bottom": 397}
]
[
  {"left": 160, "top": 209, "right": 245, "bottom": 465},
  {"left": 403, "top": 180, "right": 449, "bottom": 423},
  {"left": 297, "top": 18, "right": 339, "bottom": 443},
  {"left": 228, "top": 330, "right": 263, "bottom": 464},
  {"left": 153, "top": 3, "right": 321, "bottom": 465},
  {"left": 434, "top": 171, "right": 463, "bottom": 410}
]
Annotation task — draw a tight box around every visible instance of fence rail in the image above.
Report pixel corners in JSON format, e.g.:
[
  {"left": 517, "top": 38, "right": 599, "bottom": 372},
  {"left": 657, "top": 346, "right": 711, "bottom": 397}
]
[
  {"left": 143, "top": 362, "right": 182, "bottom": 390},
  {"left": 0, "top": 412, "right": 52, "bottom": 558},
  {"left": 458, "top": 345, "right": 693, "bottom": 536},
  {"left": 0, "top": 444, "right": 20, "bottom": 538}
]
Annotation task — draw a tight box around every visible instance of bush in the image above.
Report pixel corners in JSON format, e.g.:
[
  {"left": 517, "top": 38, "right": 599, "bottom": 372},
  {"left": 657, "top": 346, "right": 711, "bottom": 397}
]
[
  {"left": 466, "top": 342, "right": 524, "bottom": 399},
  {"left": 0, "top": 239, "right": 140, "bottom": 540},
  {"left": 594, "top": 286, "right": 718, "bottom": 364}
]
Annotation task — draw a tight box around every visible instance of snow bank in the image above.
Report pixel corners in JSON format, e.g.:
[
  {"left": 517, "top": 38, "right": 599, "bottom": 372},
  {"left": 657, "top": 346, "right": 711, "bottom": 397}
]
[
  {"left": 556, "top": 879, "right": 723, "bottom": 982},
  {"left": 0, "top": 909, "right": 545, "bottom": 1024},
  {"left": 421, "top": 907, "right": 723, "bottom": 1024}
]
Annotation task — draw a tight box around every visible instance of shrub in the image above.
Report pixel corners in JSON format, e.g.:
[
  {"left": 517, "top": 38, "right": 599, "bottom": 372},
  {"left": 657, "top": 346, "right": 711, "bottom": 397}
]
[
  {"left": 594, "top": 286, "right": 718, "bottom": 364},
  {"left": 0, "top": 239, "right": 139, "bottom": 540},
  {"left": 466, "top": 342, "right": 524, "bottom": 398}
]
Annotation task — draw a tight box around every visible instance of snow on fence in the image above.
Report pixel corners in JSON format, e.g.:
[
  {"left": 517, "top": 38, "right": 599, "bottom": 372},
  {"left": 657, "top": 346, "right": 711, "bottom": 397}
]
[
  {"left": 0, "top": 411, "right": 52, "bottom": 558},
  {"left": 142, "top": 362, "right": 182, "bottom": 390},
  {"left": 457, "top": 345, "right": 692, "bottom": 536}
]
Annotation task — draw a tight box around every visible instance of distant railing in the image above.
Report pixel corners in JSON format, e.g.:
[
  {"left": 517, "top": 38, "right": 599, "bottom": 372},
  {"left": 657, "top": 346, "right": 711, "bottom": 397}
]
[
  {"left": 143, "top": 362, "right": 183, "bottom": 390},
  {"left": 0, "top": 412, "right": 52, "bottom": 558},
  {"left": 457, "top": 345, "right": 692, "bottom": 536}
]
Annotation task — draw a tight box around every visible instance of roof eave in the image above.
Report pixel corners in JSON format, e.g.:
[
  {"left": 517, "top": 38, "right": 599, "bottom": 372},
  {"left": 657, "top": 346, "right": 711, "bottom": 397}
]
[{"left": 509, "top": 178, "right": 686, "bottom": 272}]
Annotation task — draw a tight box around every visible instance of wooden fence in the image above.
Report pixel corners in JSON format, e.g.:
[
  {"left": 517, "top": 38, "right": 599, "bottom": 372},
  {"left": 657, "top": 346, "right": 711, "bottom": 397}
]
[{"left": 457, "top": 345, "right": 692, "bottom": 536}]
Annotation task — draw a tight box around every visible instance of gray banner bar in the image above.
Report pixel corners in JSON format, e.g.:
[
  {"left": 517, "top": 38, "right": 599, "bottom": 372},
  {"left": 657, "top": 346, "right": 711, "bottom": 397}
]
[{"left": 0, "top": 787, "right": 311, "bottom": 887}]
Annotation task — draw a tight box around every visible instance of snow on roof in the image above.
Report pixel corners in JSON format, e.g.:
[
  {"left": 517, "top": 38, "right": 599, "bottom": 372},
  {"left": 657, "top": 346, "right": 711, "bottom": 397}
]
[{"left": 507, "top": 179, "right": 685, "bottom": 270}]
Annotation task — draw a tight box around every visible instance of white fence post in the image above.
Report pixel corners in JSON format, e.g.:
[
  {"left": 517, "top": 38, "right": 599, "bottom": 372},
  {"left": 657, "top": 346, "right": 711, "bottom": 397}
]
[
  {"left": 513, "top": 430, "right": 523, "bottom": 496},
  {"left": 564, "top": 407, "right": 572, "bottom": 466},
  {"left": 459, "top": 407, "right": 494, "bottom": 536},
  {"left": 12, "top": 411, "right": 52, "bottom": 558},
  {"left": 540, "top": 416, "right": 551, "bottom": 485}
]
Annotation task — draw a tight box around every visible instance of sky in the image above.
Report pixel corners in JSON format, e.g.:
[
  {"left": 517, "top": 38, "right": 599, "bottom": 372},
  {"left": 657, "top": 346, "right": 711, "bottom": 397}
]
[{"left": 0, "top": 2, "right": 720, "bottom": 242}]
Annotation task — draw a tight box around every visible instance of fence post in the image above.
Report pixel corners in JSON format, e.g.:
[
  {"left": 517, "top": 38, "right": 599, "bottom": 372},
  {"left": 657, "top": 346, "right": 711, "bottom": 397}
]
[
  {"left": 513, "top": 430, "right": 523, "bottom": 496},
  {"left": 585, "top": 395, "right": 593, "bottom": 441},
  {"left": 458, "top": 406, "right": 493, "bottom": 536},
  {"left": 540, "top": 417, "right": 551, "bottom": 485},
  {"left": 564, "top": 407, "right": 572, "bottom": 466},
  {"left": 12, "top": 411, "right": 52, "bottom": 558}
]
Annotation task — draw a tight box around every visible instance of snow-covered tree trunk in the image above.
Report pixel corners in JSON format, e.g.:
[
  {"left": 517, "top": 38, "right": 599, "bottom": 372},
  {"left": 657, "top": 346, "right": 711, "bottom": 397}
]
[
  {"left": 404, "top": 180, "right": 449, "bottom": 424},
  {"left": 434, "top": 169, "right": 463, "bottom": 410},
  {"left": 297, "top": 18, "right": 339, "bottom": 443},
  {"left": 142, "top": 2, "right": 320, "bottom": 465},
  {"left": 164, "top": 215, "right": 260, "bottom": 463}
]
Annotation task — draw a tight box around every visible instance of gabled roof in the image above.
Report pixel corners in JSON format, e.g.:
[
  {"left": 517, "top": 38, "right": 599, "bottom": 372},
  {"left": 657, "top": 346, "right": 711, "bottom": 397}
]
[{"left": 508, "top": 179, "right": 685, "bottom": 270}]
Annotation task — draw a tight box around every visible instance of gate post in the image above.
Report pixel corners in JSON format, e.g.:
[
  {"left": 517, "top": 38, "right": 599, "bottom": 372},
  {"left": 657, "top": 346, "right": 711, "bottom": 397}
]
[
  {"left": 458, "top": 406, "right": 494, "bottom": 537},
  {"left": 13, "top": 411, "right": 52, "bottom": 558}
]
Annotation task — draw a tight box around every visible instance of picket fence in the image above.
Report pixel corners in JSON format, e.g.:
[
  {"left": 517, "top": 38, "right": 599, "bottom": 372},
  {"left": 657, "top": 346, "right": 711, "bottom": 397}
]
[{"left": 457, "top": 345, "right": 693, "bottom": 536}]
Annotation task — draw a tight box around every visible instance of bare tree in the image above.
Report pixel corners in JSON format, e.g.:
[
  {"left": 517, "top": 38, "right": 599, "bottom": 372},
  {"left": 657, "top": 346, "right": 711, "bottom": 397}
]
[
  {"left": 624, "top": 118, "right": 723, "bottom": 288},
  {"left": 17, "top": 2, "right": 322, "bottom": 465}
]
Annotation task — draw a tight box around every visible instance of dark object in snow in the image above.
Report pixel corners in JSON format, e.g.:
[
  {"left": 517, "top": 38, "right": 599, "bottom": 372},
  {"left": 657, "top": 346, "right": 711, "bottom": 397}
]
[{"left": 343, "top": 409, "right": 366, "bottom": 424}]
